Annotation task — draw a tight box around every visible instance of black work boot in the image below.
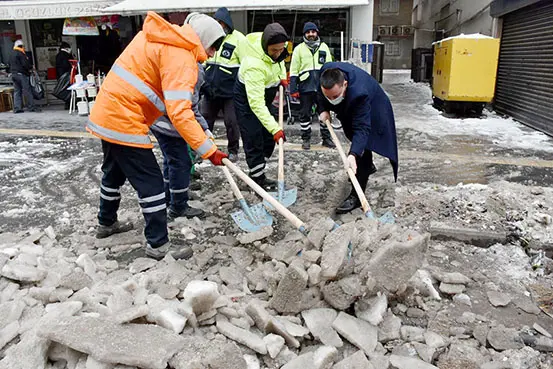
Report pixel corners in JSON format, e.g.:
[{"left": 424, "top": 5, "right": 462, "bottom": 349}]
[
  {"left": 322, "top": 138, "right": 336, "bottom": 148},
  {"left": 253, "top": 175, "right": 278, "bottom": 191},
  {"left": 335, "top": 193, "right": 362, "bottom": 214},
  {"left": 96, "top": 221, "right": 134, "bottom": 239},
  {"left": 168, "top": 206, "right": 206, "bottom": 220},
  {"left": 302, "top": 139, "right": 311, "bottom": 150}
]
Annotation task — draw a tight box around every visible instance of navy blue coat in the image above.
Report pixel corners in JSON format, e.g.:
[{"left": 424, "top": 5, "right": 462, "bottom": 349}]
[{"left": 318, "top": 62, "right": 398, "bottom": 181}]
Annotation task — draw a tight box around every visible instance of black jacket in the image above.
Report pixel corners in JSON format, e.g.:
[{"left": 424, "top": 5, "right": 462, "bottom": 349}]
[
  {"left": 56, "top": 50, "right": 72, "bottom": 79},
  {"left": 9, "top": 48, "right": 31, "bottom": 76}
]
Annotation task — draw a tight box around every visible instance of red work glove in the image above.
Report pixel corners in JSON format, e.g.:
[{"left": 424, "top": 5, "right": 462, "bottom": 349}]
[
  {"left": 273, "top": 130, "right": 286, "bottom": 143},
  {"left": 280, "top": 79, "right": 289, "bottom": 88},
  {"left": 208, "top": 150, "right": 228, "bottom": 166},
  {"left": 290, "top": 92, "right": 300, "bottom": 99}
]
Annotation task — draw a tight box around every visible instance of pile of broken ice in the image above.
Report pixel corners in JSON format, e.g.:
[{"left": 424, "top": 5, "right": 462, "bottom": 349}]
[{"left": 0, "top": 220, "right": 550, "bottom": 369}]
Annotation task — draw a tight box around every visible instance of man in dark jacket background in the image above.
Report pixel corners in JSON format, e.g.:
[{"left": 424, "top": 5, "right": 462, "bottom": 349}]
[
  {"left": 202, "top": 7, "right": 246, "bottom": 162},
  {"left": 55, "top": 41, "right": 73, "bottom": 79},
  {"left": 9, "top": 39, "right": 39, "bottom": 113},
  {"left": 318, "top": 62, "right": 398, "bottom": 214},
  {"left": 55, "top": 41, "right": 73, "bottom": 109}
]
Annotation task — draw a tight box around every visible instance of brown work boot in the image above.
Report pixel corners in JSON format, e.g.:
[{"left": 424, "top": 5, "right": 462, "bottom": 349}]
[
  {"left": 96, "top": 221, "right": 134, "bottom": 239},
  {"left": 145, "top": 242, "right": 193, "bottom": 261}
]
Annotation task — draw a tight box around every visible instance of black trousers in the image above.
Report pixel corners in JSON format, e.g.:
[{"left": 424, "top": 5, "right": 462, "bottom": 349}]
[
  {"left": 98, "top": 140, "right": 168, "bottom": 247},
  {"left": 298, "top": 92, "right": 330, "bottom": 141},
  {"left": 201, "top": 97, "right": 240, "bottom": 155},
  {"left": 353, "top": 150, "right": 377, "bottom": 194}
]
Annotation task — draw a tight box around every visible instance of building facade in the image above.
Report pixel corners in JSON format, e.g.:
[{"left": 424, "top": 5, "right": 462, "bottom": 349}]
[
  {"left": 412, "top": 0, "right": 495, "bottom": 49},
  {"left": 373, "top": 0, "right": 413, "bottom": 69}
]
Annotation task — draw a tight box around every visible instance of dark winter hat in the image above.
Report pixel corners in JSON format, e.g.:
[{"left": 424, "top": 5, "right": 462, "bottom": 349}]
[
  {"left": 303, "top": 22, "right": 319, "bottom": 34},
  {"left": 213, "top": 7, "right": 234, "bottom": 32}
]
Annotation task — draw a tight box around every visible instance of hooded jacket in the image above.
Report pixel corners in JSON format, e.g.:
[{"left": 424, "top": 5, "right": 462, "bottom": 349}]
[
  {"left": 10, "top": 45, "right": 31, "bottom": 76},
  {"left": 204, "top": 7, "right": 246, "bottom": 99},
  {"left": 318, "top": 62, "right": 398, "bottom": 180},
  {"left": 87, "top": 12, "right": 216, "bottom": 159},
  {"left": 234, "top": 26, "right": 287, "bottom": 134},
  {"left": 184, "top": 12, "right": 225, "bottom": 54},
  {"left": 151, "top": 63, "right": 208, "bottom": 138}
]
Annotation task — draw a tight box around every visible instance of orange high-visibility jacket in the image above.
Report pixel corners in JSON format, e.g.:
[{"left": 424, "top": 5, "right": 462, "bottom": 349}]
[{"left": 87, "top": 12, "right": 216, "bottom": 158}]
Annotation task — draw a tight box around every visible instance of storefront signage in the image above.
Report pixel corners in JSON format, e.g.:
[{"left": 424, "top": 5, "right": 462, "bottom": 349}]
[{"left": 0, "top": 1, "right": 119, "bottom": 20}]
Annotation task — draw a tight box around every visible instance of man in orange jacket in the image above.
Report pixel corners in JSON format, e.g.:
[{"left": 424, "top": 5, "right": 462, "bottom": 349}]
[{"left": 87, "top": 11, "right": 227, "bottom": 260}]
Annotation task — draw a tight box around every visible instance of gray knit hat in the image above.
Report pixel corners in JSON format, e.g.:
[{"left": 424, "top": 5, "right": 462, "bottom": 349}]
[{"left": 184, "top": 12, "right": 226, "bottom": 52}]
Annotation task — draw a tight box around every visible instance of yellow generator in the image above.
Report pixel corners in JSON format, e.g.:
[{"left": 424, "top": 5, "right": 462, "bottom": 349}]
[{"left": 432, "top": 36, "right": 500, "bottom": 115}]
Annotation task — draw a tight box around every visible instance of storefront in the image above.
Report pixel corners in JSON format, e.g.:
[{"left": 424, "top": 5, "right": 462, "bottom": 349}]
[
  {"left": 0, "top": 0, "right": 139, "bottom": 78},
  {"left": 102, "top": 0, "right": 375, "bottom": 68}
]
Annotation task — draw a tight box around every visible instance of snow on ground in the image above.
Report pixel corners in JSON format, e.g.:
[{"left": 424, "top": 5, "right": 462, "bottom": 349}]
[{"left": 385, "top": 76, "right": 553, "bottom": 153}]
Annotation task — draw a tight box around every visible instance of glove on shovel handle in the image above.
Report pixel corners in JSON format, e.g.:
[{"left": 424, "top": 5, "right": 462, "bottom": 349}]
[{"left": 223, "top": 158, "right": 308, "bottom": 234}]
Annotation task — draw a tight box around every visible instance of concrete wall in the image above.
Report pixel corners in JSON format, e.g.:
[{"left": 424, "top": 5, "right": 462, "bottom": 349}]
[
  {"left": 412, "top": 0, "right": 494, "bottom": 49},
  {"left": 373, "top": 0, "right": 413, "bottom": 69}
]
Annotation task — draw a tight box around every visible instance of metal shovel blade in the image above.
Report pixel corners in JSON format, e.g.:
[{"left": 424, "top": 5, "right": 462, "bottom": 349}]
[
  {"left": 263, "top": 181, "right": 297, "bottom": 209},
  {"left": 231, "top": 201, "right": 273, "bottom": 233},
  {"left": 264, "top": 188, "right": 297, "bottom": 209},
  {"left": 365, "top": 209, "right": 396, "bottom": 224}
]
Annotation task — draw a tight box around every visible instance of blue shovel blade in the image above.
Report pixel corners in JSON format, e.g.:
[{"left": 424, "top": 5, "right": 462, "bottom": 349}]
[
  {"left": 263, "top": 188, "right": 298, "bottom": 209},
  {"left": 231, "top": 203, "right": 273, "bottom": 233},
  {"left": 366, "top": 209, "right": 395, "bottom": 224},
  {"left": 378, "top": 211, "right": 395, "bottom": 224}
]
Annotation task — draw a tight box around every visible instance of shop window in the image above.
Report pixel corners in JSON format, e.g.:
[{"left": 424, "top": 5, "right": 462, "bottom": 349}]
[
  {"left": 384, "top": 40, "right": 401, "bottom": 56},
  {"left": 380, "top": 0, "right": 400, "bottom": 15}
]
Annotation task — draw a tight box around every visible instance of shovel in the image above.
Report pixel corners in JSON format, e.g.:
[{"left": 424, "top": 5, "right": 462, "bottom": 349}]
[
  {"left": 222, "top": 166, "right": 273, "bottom": 233},
  {"left": 224, "top": 158, "right": 307, "bottom": 235},
  {"left": 324, "top": 120, "right": 395, "bottom": 224},
  {"left": 264, "top": 85, "right": 298, "bottom": 209}
]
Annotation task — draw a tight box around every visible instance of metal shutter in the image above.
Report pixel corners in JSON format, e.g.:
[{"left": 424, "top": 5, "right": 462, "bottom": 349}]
[{"left": 494, "top": 0, "right": 553, "bottom": 135}]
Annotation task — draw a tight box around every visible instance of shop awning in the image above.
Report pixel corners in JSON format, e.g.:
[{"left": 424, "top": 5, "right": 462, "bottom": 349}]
[
  {"left": 0, "top": 0, "right": 121, "bottom": 20},
  {"left": 102, "top": 0, "right": 368, "bottom": 15}
]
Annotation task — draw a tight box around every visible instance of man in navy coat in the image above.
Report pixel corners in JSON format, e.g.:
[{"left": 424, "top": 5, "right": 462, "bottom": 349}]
[{"left": 317, "top": 62, "right": 398, "bottom": 214}]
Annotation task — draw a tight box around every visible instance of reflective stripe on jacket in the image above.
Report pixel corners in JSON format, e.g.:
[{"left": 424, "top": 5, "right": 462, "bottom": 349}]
[
  {"left": 204, "top": 30, "right": 246, "bottom": 99},
  {"left": 289, "top": 42, "right": 332, "bottom": 94}
]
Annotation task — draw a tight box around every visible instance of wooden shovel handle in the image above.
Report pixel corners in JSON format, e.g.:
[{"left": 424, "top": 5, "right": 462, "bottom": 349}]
[
  {"left": 278, "top": 85, "right": 284, "bottom": 183},
  {"left": 221, "top": 166, "right": 244, "bottom": 202},
  {"left": 223, "top": 158, "right": 307, "bottom": 233},
  {"left": 324, "top": 120, "right": 373, "bottom": 216}
]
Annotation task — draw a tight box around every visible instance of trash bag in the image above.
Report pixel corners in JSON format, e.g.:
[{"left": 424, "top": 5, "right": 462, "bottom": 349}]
[
  {"left": 52, "top": 72, "right": 71, "bottom": 102},
  {"left": 29, "top": 71, "right": 45, "bottom": 100}
]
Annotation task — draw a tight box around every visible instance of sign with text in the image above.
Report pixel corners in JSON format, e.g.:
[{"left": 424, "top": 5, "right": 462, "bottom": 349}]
[{"left": 0, "top": 1, "right": 119, "bottom": 20}]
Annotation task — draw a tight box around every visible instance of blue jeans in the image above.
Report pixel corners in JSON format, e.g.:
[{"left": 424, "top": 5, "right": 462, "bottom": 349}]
[
  {"left": 12, "top": 73, "right": 35, "bottom": 111},
  {"left": 151, "top": 130, "right": 192, "bottom": 213}
]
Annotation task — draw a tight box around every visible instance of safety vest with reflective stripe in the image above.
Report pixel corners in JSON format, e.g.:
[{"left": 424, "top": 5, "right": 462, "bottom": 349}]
[
  {"left": 289, "top": 41, "right": 332, "bottom": 94},
  {"left": 87, "top": 11, "right": 217, "bottom": 159},
  {"left": 236, "top": 32, "right": 286, "bottom": 135},
  {"left": 204, "top": 30, "right": 246, "bottom": 99}
]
